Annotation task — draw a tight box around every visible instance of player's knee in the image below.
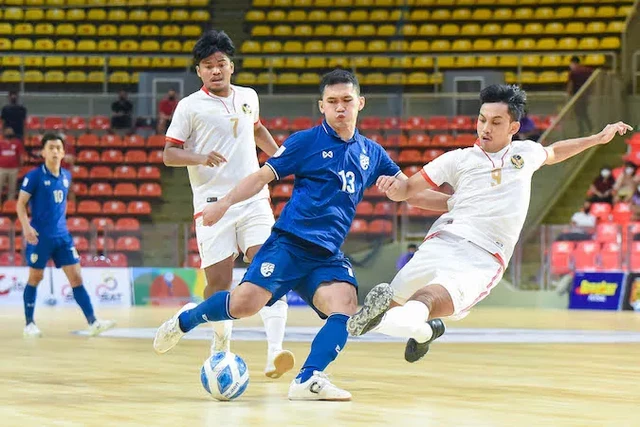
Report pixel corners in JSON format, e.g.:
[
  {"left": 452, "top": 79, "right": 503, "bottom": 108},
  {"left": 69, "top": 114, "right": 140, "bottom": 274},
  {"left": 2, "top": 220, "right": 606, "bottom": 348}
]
[
  {"left": 204, "top": 266, "right": 233, "bottom": 293},
  {"left": 28, "top": 269, "right": 44, "bottom": 285},
  {"left": 315, "top": 282, "right": 358, "bottom": 316},
  {"left": 409, "top": 284, "right": 454, "bottom": 319},
  {"left": 228, "top": 283, "right": 271, "bottom": 319}
]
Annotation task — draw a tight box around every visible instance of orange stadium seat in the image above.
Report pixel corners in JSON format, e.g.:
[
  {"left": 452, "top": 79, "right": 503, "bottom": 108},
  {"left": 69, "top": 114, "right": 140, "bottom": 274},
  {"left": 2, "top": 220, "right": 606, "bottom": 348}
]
[
  {"left": 89, "top": 116, "right": 110, "bottom": 130},
  {"left": 70, "top": 165, "right": 89, "bottom": 179},
  {"left": 101, "top": 134, "right": 125, "bottom": 148},
  {"left": 124, "top": 134, "right": 145, "bottom": 148},
  {"left": 589, "top": 202, "right": 612, "bottom": 221},
  {"left": 139, "top": 183, "right": 162, "bottom": 198},
  {"left": 114, "top": 166, "right": 137, "bottom": 180},
  {"left": 573, "top": 241, "right": 599, "bottom": 271},
  {"left": 115, "top": 217, "right": 140, "bottom": 232},
  {"left": 595, "top": 222, "right": 619, "bottom": 243},
  {"left": 108, "top": 253, "right": 128, "bottom": 267},
  {"left": 137, "top": 166, "right": 161, "bottom": 180},
  {"left": 124, "top": 150, "right": 148, "bottom": 164},
  {"left": 77, "top": 134, "right": 100, "bottom": 148},
  {"left": 66, "top": 116, "right": 87, "bottom": 130},
  {"left": 600, "top": 242, "right": 622, "bottom": 271},
  {"left": 101, "top": 149, "right": 124, "bottom": 163},
  {"left": 92, "top": 217, "right": 115, "bottom": 232},
  {"left": 114, "top": 183, "right": 138, "bottom": 197},
  {"left": 128, "top": 201, "right": 151, "bottom": 215},
  {"left": 89, "top": 166, "right": 113, "bottom": 180},
  {"left": 550, "top": 241, "right": 574, "bottom": 275},
  {"left": 77, "top": 200, "right": 101, "bottom": 215},
  {"left": 103, "top": 200, "right": 127, "bottom": 215},
  {"left": 356, "top": 201, "right": 374, "bottom": 217},
  {"left": 73, "top": 236, "right": 90, "bottom": 252},
  {"left": 89, "top": 182, "right": 113, "bottom": 197},
  {"left": 72, "top": 183, "right": 88, "bottom": 195},
  {"left": 148, "top": 151, "right": 164, "bottom": 164}
]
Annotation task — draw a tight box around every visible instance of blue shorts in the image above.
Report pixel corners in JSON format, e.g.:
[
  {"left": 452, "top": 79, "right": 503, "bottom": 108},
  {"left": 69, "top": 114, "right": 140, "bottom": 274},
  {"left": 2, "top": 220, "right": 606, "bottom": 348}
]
[
  {"left": 242, "top": 230, "right": 357, "bottom": 318},
  {"left": 26, "top": 233, "right": 80, "bottom": 269}
]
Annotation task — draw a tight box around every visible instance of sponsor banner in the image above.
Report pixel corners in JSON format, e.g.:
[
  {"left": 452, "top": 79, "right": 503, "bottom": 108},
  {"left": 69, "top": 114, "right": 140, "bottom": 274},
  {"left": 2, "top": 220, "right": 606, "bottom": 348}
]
[
  {"left": 0, "top": 267, "right": 52, "bottom": 306},
  {"left": 622, "top": 273, "right": 640, "bottom": 311},
  {"left": 50, "top": 267, "right": 132, "bottom": 307},
  {"left": 569, "top": 271, "right": 626, "bottom": 310}
]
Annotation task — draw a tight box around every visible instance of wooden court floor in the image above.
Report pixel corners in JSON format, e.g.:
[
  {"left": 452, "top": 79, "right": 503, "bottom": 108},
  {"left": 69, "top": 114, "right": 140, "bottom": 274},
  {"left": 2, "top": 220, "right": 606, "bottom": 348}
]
[{"left": 1, "top": 306, "right": 640, "bottom": 427}]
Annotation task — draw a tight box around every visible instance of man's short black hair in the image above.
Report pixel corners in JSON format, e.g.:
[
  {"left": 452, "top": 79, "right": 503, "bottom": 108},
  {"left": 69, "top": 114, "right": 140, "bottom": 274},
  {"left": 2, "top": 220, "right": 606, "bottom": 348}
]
[
  {"left": 192, "top": 29, "right": 235, "bottom": 66},
  {"left": 41, "top": 132, "right": 64, "bottom": 148},
  {"left": 319, "top": 69, "right": 361, "bottom": 97},
  {"left": 479, "top": 84, "right": 527, "bottom": 122},
  {"left": 570, "top": 56, "right": 580, "bottom": 64},
  {"left": 407, "top": 244, "right": 417, "bottom": 250}
]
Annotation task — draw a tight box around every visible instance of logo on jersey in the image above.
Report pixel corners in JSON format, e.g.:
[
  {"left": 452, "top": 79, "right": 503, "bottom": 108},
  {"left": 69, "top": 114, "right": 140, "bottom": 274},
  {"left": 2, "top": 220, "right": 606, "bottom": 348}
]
[
  {"left": 22, "top": 177, "right": 29, "bottom": 188},
  {"left": 359, "top": 153, "right": 370, "bottom": 170},
  {"left": 63, "top": 178, "right": 69, "bottom": 188},
  {"left": 511, "top": 154, "right": 524, "bottom": 169},
  {"left": 260, "top": 262, "right": 275, "bottom": 277},
  {"left": 241, "top": 103, "right": 252, "bottom": 115},
  {"left": 44, "top": 180, "right": 51, "bottom": 186},
  {"left": 322, "top": 151, "right": 333, "bottom": 159},
  {"left": 30, "top": 253, "right": 38, "bottom": 264}
]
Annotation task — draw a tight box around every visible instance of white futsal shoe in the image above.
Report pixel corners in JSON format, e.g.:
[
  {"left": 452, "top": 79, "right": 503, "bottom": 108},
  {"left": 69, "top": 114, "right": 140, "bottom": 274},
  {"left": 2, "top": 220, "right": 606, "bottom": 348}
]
[
  {"left": 23, "top": 323, "right": 42, "bottom": 338},
  {"left": 153, "top": 302, "right": 197, "bottom": 354},
  {"left": 210, "top": 330, "right": 231, "bottom": 355},
  {"left": 265, "top": 349, "right": 296, "bottom": 379},
  {"left": 88, "top": 319, "right": 116, "bottom": 336},
  {"left": 288, "top": 371, "right": 352, "bottom": 401}
]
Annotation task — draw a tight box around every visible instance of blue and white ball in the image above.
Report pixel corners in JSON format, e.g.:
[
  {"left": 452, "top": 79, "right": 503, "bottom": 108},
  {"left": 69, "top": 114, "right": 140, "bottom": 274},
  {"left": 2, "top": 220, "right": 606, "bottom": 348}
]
[{"left": 200, "top": 351, "right": 250, "bottom": 401}]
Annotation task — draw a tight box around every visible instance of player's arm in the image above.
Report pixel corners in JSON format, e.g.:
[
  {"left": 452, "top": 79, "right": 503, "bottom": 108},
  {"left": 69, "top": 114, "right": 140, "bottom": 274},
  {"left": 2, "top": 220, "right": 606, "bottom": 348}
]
[
  {"left": 17, "top": 190, "right": 38, "bottom": 244},
  {"left": 202, "top": 166, "right": 275, "bottom": 226},
  {"left": 378, "top": 171, "right": 434, "bottom": 202},
  {"left": 544, "top": 121, "right": 633, "bottom": 166},
  {"left": 254, "top": 121, "right": 279, "bottom": 157},
  {"left": 163, "top": 141, "right": 226, "bottom": 167},
  {"left": 395, "top": 173, "right": 449, "bottom": 212}
]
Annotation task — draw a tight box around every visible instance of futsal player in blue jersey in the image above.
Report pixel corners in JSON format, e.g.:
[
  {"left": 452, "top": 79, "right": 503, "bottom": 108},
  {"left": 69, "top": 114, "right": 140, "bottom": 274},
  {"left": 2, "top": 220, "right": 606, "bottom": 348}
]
[
  {"left": 18, "top": 133, "right": 115, "bottom": 338},
  {"left": 154, "top": 70, "right": 449, "bottom": 400}
]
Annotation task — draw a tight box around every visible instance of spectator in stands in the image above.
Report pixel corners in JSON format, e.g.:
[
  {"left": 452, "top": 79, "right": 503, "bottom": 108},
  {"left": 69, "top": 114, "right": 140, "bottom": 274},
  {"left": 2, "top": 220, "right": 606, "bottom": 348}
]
[
  {"left": 631, "top": 185, "right": 640, "bottom": 221},
  {"left": 613, "top": 161, "right": 638, "bottom": 203},
  {"left": 588, "top": 167, "right": 615, "bottom": 204},
  {"left": 1, "top": 91, "right": 27, "bottom": 142},
  {"left": 567, "top": 56, "right": 594, "bottom": 135},
  {"left": 110, "top": 90, "right": 134, "bottom": 132},
  {"left": 516, "top": 111, "right": 540, "bottom": 141},
  {"left": 0, "top": 126, "right": 24, "bottom": 203},
  {"left": 157, "top": 89, "right": 179, "bottom": 134},
  {"left": 556, "top": 201, "right": 596, "bottom": 242},
  {"left": 396, "top": 243, "right": 417, "bottom": 271}
]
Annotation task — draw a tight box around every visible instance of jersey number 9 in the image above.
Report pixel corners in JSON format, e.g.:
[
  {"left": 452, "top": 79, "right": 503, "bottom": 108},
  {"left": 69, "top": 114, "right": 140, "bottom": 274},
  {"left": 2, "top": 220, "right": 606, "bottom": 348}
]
[{"left": 53, "top": 190, "right": 64, "bottom": 204}]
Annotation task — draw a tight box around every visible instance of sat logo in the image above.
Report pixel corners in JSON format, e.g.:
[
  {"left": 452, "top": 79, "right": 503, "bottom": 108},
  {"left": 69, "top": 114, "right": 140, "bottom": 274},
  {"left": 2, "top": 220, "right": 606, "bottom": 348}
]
[{"left": 95, "top": 275, "right": 123, "bottom": 303}]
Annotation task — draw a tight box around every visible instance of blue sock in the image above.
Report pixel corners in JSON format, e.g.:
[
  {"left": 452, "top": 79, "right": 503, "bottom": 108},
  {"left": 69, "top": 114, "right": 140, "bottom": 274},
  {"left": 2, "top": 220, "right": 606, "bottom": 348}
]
[
  {"left": 23, "top": 284, "right": 37, "bottom": 325},
  {"left": 72, "top": 285, "right": 96, "bottom": 325},
  {"left": 296, "top": 313, "right": 349, "bottom": 383},
  {"left": 178, "top": 291, "right": 235, "bottom": 333}
]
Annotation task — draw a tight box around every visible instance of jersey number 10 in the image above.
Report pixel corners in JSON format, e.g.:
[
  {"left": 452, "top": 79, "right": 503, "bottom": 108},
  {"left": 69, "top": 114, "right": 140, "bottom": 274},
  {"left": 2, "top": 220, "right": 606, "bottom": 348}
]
[
  {"left": 53, "top": 190, "right": 64, "bottom": 203},
  {"left": 339, "top": 170, "right": 356, "bottom": 194}
]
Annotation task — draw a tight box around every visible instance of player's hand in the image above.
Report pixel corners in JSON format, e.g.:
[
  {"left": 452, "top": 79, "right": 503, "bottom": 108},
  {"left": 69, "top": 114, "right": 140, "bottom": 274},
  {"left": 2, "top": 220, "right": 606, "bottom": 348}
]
[
  {"left": 200, "top": 151, "right": 227, "bottom": 167},
  {"left": 202, "top": 201, "right": 230, "bottom": 227},
  {"left": 597, "top": 122, "right": 633, "bottom": 145},
  {"left": 24, "top": 225, "right": 38, "bottom": 245},
  {"left": 376, "top": 175, "right": 404, "bottom": 199}
]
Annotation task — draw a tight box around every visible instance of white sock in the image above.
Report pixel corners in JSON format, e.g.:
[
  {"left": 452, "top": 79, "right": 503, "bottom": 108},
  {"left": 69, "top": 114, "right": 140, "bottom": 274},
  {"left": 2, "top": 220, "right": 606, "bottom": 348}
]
[
  {"left": 374, "top": 301, "right": 433, "bottom": 343},
  {"left": 259, "top": 298, "right": 288, "bottom": 356},
  {"left": 211, "top": 320, "right": 233, "bottom": 348}
]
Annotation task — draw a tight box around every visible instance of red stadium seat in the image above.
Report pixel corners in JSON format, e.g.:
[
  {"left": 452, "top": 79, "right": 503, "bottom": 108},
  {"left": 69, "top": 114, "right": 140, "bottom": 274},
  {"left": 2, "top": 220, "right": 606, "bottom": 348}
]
[
  {"left": 373, "top": 201, "right": 394, "bottom": 216},
  {"left": 382, "top": 117, "right": 402, "bottom": 131},
  {"left": 146, "top": 135, "right": 166, "bottom": 148},
  {"left": 0, "top": 236, "right": 10, "bottom": 251},
  {"left": 273, "top": 184, "right": 293, "bottom": 198},
  {"left": 43, "top": 116, "right": 64, "bottom": 130},
  {"left": 274, "top": 134, "right": 288, "bottom": 145},
  {"left": 139, "top": 183, "right": 162, "bottom": 198},
  {"left": 67, "top": 200, "right": 76, "bottom": 214},
  {"left": 101, "top": 134, "right": 125, "bottom": 148},
  {"left": 629, "top": 241, "right": 640, "bottom": 271},
  {"left": 423, "top": 149, "right": 445, "bottom": 163},
  {"left": 89, "top": 166, "right": 113, "bottom": 180},
  {"left": 450, "top": 115, "right": 474, "bottom": 131},
  {"left": 89, "top": 116, "right": 110, "bottom": 130},
  {"left": 137, "top": 166, "right": 161, "bottom": 180},
  {"left": 115, "top": 236, "right": 140, "bottom": 252},
  {"left": 103, "top": 201, "right": 127, "bottom": 215},
  {"left": 369, "top": 219, "right": 393, "bottom": 234},
  {"left": 89, "top": 182, "right": 113, "bottom": 197},
  {"left": 124, "top": 134, "right": 145, "bottom": 148},
  {"left": 349, "top": 219, "right": 369, "bottom": 234},
  {"left": 108, "top": 252, "right": 128, "bottom": 267},
  {"left": 612, "top": 203, "right": 632, "bottom": 224},
  {"left": 2, "top": 200, "right": 17, "bottom": 215},
  {"left": 114, "top": 165, "right": 137, "bottom": 180},
  {"left": 77, "top": 149, "right": 100, "bottom": 163},
  {"left": 625, "top": 151, "right": 640, "bottom": 166},
  {"left": 92, "top": 217, "right": 115, "bottom": 231},
  {"left": 115, "top": 217, "right": 140, "bottom": 231},
  {"left": 73, "top": 235, "right": 89, "bottom": 251},
  {"left": 454, "top": 134, "right": 477, "bottom": 147},
  {"left": 386, "top": 149, "right": 398, "bottom": 162},
  {"left": 0, "top": 217, "right": 12, "bottom": 234},
  {"left": 258, "top": 151, "right": 269, "bottom": 164},
  {"left": 573, "top": 241, "right": 599, "bottom": 271},
  {"left": 595, "top": 222, "right": 619, "bottom": 243},
  {"left": 363, "top": 186, "right": 385, "bottom": 199},
  {"left": 77, "top": 134, "right": 100, "bottom": 148},
  {"left": 398, "top": 149, "right": 422, "bottom": 164},
  {"left": 359, "top": 116, "right": 381, "bottom": 131},
  {"left": 114, "top": 183, "right": 138, "bottom": 197},
  {"left": 186, "top": 253, "right": 201, "bottom": 268},
  {"left": 431, "top": 134, "right": 454, "bottom": 146},
  {"left": 66, "top": 116, "right": 86, "bottom": 131},
  {"left": 356, "top": 201, "right": 374, "bottom": 217},
  {"left": 148, "top": 150, "right": 164, "bottom": 164},
  {"left": 269, "top": 117, "right": 289, "bottom": 131},
  {"left": 127, "top": 201, "right": 151, "bottom": 215},
  {"left": 124, "top": 149, "right": 148, "bottom": 164},
  {"left": 366, "top": 133, "right": 384, "bottom": 145},
  {"left": 101, "top": 149, "right": 124, "bottom": 163},
  {"left": 550, "top": 241, "right": 574, "bottom": 275},
  {"left": 67, "top": 217, "right": 90, "bottom": 233},
  {"left": 77, "top": 200, "right": 102, "bottom": 215},
  {"left": 72, "top": 182, "right": 88, "bottom": 196},
  {"left": 274, "top": 202, "right": 286, "bottom": 217},
  {"left": 291, "top": 117, "right": 312, "bottom": 131},
  {"left": 0, "top": 252, "right": 22, "bottom": 266},
  {"left": 425, "top": 116, "right": 449, "bottom": 131},
  {"left": 406, "top": 134, "right": 430, "bottom": 147},
  {"left": 96, "top": 236, "right": 115, "bottom": 251},
  {"left": 589, "top": 202, "right": 612, "bottom": 221},
  {"left": 70, "top": 165, "right": 89, "bottom": 179},
  {"left": 403, "top": 116, "right": 427, "bottom": 131},
  {"left": 600, "top": 242, "right": 622, "bottom": 271},
  {"left": 387, "top": 135, "right": 407, "bottom": 147},
  {"left": 188, "top": 237, "right": 198, "bottom": 252},
  {"left": 26, "top": 116, "right": 41, "bottom": 131},
  {"left": 402, "top": 165, "right": 422, "bottom": 177}
]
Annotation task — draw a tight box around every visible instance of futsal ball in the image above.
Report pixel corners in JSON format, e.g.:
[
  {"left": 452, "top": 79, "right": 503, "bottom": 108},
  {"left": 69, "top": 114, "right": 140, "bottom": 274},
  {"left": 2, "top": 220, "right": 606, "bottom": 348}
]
[{"left": 200, "top": 351, "right": 250, "bottom": 401}]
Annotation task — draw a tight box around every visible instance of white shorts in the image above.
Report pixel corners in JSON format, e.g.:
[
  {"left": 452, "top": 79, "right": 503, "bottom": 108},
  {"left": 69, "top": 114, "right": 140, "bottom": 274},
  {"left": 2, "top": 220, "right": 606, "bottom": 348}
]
[
  {"left": 194, "top": 198, "right": 275, "bottom": 269},
  {"left": 390, "top": 231, "right": 504, "bottom": 319}
]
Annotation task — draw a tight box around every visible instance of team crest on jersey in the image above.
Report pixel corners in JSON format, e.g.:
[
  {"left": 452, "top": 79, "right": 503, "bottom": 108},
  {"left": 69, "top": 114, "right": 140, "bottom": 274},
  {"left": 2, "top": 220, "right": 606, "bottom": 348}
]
[
  {"left": 511, "top": 154, "right": 524, "bottom": 169},
  {"left": 359, "top": 153, "right": 370, "bottom": 170},
  {"left": 260, "top": 262, "right": 275, "bottom": 277},
  {"left": 63, "top": 178, "right": 69, "bottom": 188},
  {"left": 241, "top": 103, "right": 252, "bottom": 115},
  {"left": 30, "top": 253, "right": 38, "bottom": 264}
]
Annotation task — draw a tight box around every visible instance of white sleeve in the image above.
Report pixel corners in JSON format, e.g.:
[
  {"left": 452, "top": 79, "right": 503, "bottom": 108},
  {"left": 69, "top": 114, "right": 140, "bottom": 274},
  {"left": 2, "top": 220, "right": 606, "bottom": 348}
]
[
  {"left": 524, "top": 139, "right": 548, "bottom": 170},
  {"left": 421, "top": 149, "right": 459, "bottom": 187},
  {"left": 165, "top": 100, "right": 191, "bottom": 145},
  {"left": 251, "top": 89, "right": 260, "bottom": 124}
]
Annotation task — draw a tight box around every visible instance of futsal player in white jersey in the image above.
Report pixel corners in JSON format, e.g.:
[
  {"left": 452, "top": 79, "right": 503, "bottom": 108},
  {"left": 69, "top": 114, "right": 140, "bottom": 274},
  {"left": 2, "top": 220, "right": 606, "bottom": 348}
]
[
  {"left": 348, "top": 84, "right": 632, "bottom": 362},
  {"left": 163, "top": 30, "right": 294, "bottom": 378}
]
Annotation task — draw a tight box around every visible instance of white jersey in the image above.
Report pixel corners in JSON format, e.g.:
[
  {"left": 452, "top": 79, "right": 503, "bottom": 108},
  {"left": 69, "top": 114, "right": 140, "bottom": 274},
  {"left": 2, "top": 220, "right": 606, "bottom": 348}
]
[
  {"left": 166, "top": 85, "right": 269, "bottom": 216},
  {"left": 421, "top": 139, "right": 548, "bottom": 266}
]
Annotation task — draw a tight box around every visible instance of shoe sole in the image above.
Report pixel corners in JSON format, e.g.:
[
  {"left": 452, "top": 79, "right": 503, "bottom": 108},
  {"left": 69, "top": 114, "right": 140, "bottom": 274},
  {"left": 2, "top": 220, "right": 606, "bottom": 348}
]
[
  {"left": 154, "top": 303, "right": 197, "bottom": 354},
  {"left": 89, "top": 321, "right": 116, "bottom": 337},
  {"left": 404, "top": 318, "right": 446, "bottom": 363},
  {"left": 347, "top": 283, "right": 394, "bottom": 336},
  {"left": 288, "top": 396, "right": 352, "bottom": 402},
  {"left": 265, "top": 350, "right": 296, "bottom": 379}
]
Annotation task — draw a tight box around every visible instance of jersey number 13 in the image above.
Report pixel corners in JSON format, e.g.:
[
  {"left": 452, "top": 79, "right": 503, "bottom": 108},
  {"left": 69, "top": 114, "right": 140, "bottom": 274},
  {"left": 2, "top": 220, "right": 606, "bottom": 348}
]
[
  {"left": 53, "top": 190, "right": 64, "bottom": 203},
  {"left": 339, "top": 170, "right": 356, "bottom": 194}
]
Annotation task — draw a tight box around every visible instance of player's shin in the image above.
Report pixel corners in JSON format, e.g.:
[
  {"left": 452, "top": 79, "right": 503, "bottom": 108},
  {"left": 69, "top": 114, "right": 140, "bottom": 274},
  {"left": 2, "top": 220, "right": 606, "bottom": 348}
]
[
  {"left": 178, "top": 291, "right": 236, "bottom": 333},
  {"left": 259, "top": 298, "right": 287, "bottom": 355},
  {"left": 23, "top": 284, "right": 38, "bottom": 325},
  {"left": 375, "top": 301, "right": 433, "bottom": 343},
  {"left": 72, "top": 284, "right": 97, "bottom": 324},
  {"left": 296, "top": 313, "right": 348, "bottom": 383}
]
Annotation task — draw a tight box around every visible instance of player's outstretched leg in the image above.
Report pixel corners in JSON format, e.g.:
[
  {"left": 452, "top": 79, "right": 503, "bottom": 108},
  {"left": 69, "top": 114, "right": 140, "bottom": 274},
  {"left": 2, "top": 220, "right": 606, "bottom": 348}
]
[
  {"left": 202, "top": 260, "right": 235, "bottom": 355},
  {"left": 404, "top": 319, "right": 446, "bottom": 363},
  {"left": 346, "top": 282, "right": 395, "bottom": 336},
  {"left": 23, "top": 268, "right": 43, "bottom": 338},
  {"left": 259, "top": 297, "right": 295, "bottom": 379},
  {"left": 154, "top": 282, "right": 271, "bottom": 354},
  {"left": 63, "top": 265, "right": 115, "bottom": 336}
]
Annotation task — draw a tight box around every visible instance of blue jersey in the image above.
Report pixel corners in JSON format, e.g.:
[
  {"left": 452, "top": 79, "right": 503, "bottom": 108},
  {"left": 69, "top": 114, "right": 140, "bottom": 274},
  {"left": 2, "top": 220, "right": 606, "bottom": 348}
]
[
  {"left": 21, "top": 165, "right": 71, "bottom": 237},
  {"left": 265, "top": 121, "right": 400, "bottom": 253}
]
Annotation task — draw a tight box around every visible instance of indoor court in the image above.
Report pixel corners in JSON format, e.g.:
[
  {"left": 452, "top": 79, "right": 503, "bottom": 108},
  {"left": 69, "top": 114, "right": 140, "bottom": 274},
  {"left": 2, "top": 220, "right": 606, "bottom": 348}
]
[{"left": 2, "top": 306, "right": 639, "bottom": 427}]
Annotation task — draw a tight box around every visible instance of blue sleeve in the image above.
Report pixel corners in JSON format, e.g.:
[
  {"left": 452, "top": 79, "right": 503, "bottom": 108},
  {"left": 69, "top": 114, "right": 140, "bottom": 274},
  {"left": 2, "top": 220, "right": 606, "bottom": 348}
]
[
  {"left": 265, "top": 132, "right": 307, "bottom": 180},
  {"left": 20, "top": 169, "right": 38, "bottom": 195},
  {"left": 374, "top": 146, "right": 401, "bottom": 180}
]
